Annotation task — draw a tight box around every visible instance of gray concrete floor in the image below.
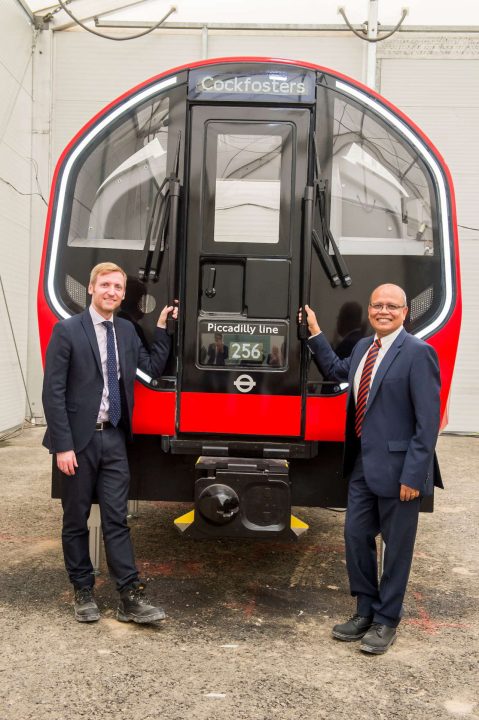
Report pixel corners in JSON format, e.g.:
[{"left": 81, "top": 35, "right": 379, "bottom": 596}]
[{"left": 0, "top": 428, "right": 478, "bottom": 720}]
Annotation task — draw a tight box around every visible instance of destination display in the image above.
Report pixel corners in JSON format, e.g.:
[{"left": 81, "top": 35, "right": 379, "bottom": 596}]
[
  {"left": 188, "top": 67, "right": 316, "bottom": 104},
  {"left": 198, "top": 320, "right": 287, "bottom": 369}
]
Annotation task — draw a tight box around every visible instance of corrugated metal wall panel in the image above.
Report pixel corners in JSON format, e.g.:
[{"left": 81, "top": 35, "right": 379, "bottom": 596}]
[
  {"left": 51, "top": 30, "right": 202, "bottom": 167},
  {"left": 51, "top": 30, "right": 363, "bottom": 167},
  {"left": 379, "top": 58, "right": 479, "bottom": 107},
  {"left": 53, "top": 30, "right": 202, "bottom": 101},
  {"left": 0, "top": 1, "right": 33, "bottom": 434},
  {"left": 51, "top": 99, "right": 109, "bottom": 174},
  {"left": 207, "top": 32, "right": 363, "bottom": 80},
  {"left": 380, "top": 57, "right": 479, "bottom": 432},
  {"left": 390, "top": 107, "right": 479, "bottom": 231},
  {"left": 0, "top": 0, "right": 33, "bottom": 86},
  {"left": 448, "top": 239, "right": 479, "bottom": 432},
  {"left": 0, "top": 215, "right": 30, "bottom": 433}
]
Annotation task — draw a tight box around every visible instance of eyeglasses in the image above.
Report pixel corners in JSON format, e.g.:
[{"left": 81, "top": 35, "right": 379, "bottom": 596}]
[{"left": 369, "top": 303, "right": 406, "bottom": 312}]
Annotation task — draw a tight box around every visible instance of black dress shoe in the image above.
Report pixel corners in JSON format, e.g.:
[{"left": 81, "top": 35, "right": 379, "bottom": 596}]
[
  {"left": 332, "top": 614, "right": 373, "bottom": 641},
  {"left": 117, "top": 582, "right": 166, "bottom": 624},
  {"left": 74, "top": 587, "right": 100, "bottom": 623},
  {"left": 360, "top": 623, "right": 397, "bottom": 654}
]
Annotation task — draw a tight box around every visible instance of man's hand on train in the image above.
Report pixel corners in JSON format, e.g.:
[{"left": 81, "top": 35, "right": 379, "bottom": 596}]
[
  {"left": 157, "top": 300, "right": 179, "bottom": 328},
  {"left": 299, "top": 304, "right": 321, "bottom": 336}
]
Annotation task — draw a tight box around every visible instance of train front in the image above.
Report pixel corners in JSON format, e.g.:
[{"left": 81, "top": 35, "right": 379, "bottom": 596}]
[{"left": 38, "top": 58, "right": 461, "bottom": 539}]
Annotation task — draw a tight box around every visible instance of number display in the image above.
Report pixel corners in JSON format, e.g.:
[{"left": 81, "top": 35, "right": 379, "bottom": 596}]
[
  {"left": 230, "top": 342, "right": 263, "bottom": 361},
  {"left": 198, "top": 322, "right": 287, "bottom": 369}
]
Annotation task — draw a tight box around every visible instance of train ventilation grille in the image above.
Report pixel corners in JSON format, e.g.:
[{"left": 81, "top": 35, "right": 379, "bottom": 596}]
[
  {"left": 65, "top": 274, "right": 87, "bottom": 309},
  {"left": 410, "top": 286, "right": 433, "bottom": 323}
]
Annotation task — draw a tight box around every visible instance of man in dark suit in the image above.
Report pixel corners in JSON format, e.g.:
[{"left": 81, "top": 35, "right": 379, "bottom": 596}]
[
  {"left": 42, "top": 262, "right": 177, "bottom": 624},
  {"left": 301, "top": 284, "right": 442, "bottom": 654},
  {"left": 206, "top": 332, "right": 229, "bottom": 366}
]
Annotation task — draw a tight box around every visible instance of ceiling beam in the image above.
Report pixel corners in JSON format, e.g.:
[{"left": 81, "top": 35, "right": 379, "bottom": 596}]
[{"left": 15, "top": 0, "right": 34, "bottom": 22}]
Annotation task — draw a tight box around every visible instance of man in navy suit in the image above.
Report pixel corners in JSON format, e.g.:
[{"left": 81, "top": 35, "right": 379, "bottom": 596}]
[
  {"left": 301, "top": 284, "right": 442, "bottom": 654},
  {"left": 42, "top": 262, "right": 177, "bottom": 624},
  {"left": 206, "top": 332, "right": 229, "bottom": 366}
]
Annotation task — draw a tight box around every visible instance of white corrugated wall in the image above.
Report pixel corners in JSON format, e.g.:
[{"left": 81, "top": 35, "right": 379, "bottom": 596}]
[
  {"left": 378, "top": 43, "right": 479, "bottom": 432},
  {"left": 49, "top": 29, "right": 364, "bottom": 167},
  {"left": 0, "top": 0, "right": 34, "bottom": 434},
  {"left": 51, "top": 30, "right": 204, "bottom": 165}
]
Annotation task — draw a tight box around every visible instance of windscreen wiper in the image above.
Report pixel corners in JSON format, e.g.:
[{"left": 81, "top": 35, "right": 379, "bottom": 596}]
[
  {"left": 138, "top": 132, "right": 181, "bottom": 280},
  {"left": 299, "top": 135, "right": 352, "bottom": 338},
  {"left": 316, "top": 179, "right": 351, "bottom": 288},
  {"left": 309, "top": 134, "right": 351, "bottom": 288},
  {"left": 138, "top": 175, "right": 170, "bottom": 282},
  {"left": 312, "top": 227, "right": 341, "bottom": 287},
  {"left": 138, "top": 133, "right": 181, "bottom": 335},
  {"left": 165, "top": 135, "right": 181, "bottom": 335}
]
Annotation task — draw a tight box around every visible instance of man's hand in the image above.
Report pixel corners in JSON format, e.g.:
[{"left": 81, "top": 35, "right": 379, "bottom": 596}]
[
  {"left": 57, "top": 450, "right": 78, "bottom": 476},
  {"left": 157, "top": 301, "right": 179, "bottom": 328},
  {"left": 298, "top": 304, "right": 321, "bottom": 336},
  {"left": 400, "top": 484, "right": 420, "bottom": 501}
]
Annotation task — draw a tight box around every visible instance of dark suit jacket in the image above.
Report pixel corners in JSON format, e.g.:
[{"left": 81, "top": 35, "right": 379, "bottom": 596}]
[
  {"left": 42, "top": 309, "right": 171, "bottom": 454},
  {"left": 206, "top": 343, "right": 229, "bottom": 366},
  {"left": 308, "top": 328, "right": 443, "bottom": 497}
]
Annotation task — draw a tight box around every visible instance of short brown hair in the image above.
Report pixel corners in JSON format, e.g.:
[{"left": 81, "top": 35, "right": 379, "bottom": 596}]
[{"left": 89, "top": 262, "right": 127, "bottom": 287}]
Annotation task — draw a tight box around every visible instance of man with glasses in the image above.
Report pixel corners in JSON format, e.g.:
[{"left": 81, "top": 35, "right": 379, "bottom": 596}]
[
  {"left": 301, "top": 284, "right": 442, "bottom": 654},
  {"left": 42, "top": 262, "right": 178, "bottom": 624}
]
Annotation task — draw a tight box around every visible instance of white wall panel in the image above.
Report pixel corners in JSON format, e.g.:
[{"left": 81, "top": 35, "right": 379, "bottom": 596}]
[
  {"left": 0, "top": 142, "right": 32, "bottom": 227},
  {"left": 0, "top": 0, "right": 33, "bottom": 85},
  {"left": 51, "top": 99, "right": 107, "bottom": 171},
  {"left": 0, "top": 210, "right": 30, "bottom": 432},
  {"left": 1, "top": 78, "right": 33, "bottom": 161},
  {"left": 51, "top": 30, "right": 202, "bottom": 166},
  {"left": 380, "top": 57, "right": 479, "bottom": 432},
  {"left": 207, "top": 32, "right": 363, "bottom": 81},
  {"left": 54, "top": 30, "right": 202, "bottom": 101},
  {"left": 379, "top": 59, "right": 479, "bottom": 108},
  {"left": 399, "top": 108, "right": 479, "bottom": 172},
  {"left": 383, "top": 106, "right": 479, "bottom": 233},
  {"left": 447, "top": 239, "right": 479, "bottom": 433},
  {"left": 0, "top": 0, "right": 33, "bottom": 434},
  {"left": 51, "top": 30, "right": 363, "bottom": 167}
]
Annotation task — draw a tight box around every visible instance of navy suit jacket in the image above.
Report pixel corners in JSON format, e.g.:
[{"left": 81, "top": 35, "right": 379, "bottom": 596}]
[
  {"left": 42, "top": 309, "right": 171, "bottom": 454},
  {"left": 308, "top": 328, "right": 443, "bottom": 497}
]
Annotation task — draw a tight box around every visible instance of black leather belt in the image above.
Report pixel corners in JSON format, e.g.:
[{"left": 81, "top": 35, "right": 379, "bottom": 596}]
[{"left": 95, "top": 421, "right": 114, "bottom": 430}]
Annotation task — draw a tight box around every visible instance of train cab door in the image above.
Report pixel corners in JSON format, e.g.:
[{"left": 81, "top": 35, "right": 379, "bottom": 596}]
[{"left": 178, "top": 104, "right": 311, "bottom": 439}]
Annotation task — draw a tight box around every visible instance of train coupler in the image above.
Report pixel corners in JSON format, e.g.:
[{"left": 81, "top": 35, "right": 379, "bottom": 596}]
[{"left": 173, "top": 456, "right": 308, "bottom": 540}]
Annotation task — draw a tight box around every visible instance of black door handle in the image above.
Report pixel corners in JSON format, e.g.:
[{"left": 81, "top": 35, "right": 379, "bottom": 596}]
[{"left": 205, "top": 266, "right": 216, "bottom": 298}]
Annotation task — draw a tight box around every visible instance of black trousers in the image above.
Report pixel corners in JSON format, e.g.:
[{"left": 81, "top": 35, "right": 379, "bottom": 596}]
[
  {"left": 345, "top": 454, "right": 420, "bottom": 627},
  {"left": 61, "top": 426, "right": 138, "bottom": 592}
]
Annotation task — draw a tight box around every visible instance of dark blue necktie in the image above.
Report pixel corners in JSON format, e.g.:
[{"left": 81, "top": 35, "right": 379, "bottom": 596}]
[{"left": 102, "top": 321, "right": 121, "bottom": 427}]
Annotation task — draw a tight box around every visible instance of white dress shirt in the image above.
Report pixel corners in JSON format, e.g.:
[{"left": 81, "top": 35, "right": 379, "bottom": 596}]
[
  {"left": 353, "top": 325, "right": 403, "bottom": 403},
  {"left": 89, "top": 305, "right": 121, "bottom": 422}
]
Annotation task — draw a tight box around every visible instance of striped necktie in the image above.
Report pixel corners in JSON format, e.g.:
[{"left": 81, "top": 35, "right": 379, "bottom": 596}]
[
  {"left": 102, "top": 321, "right": 121, "bottom": 427},
  {"left": 355, "top": 338, "right": 381, "bottom": 438}
]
